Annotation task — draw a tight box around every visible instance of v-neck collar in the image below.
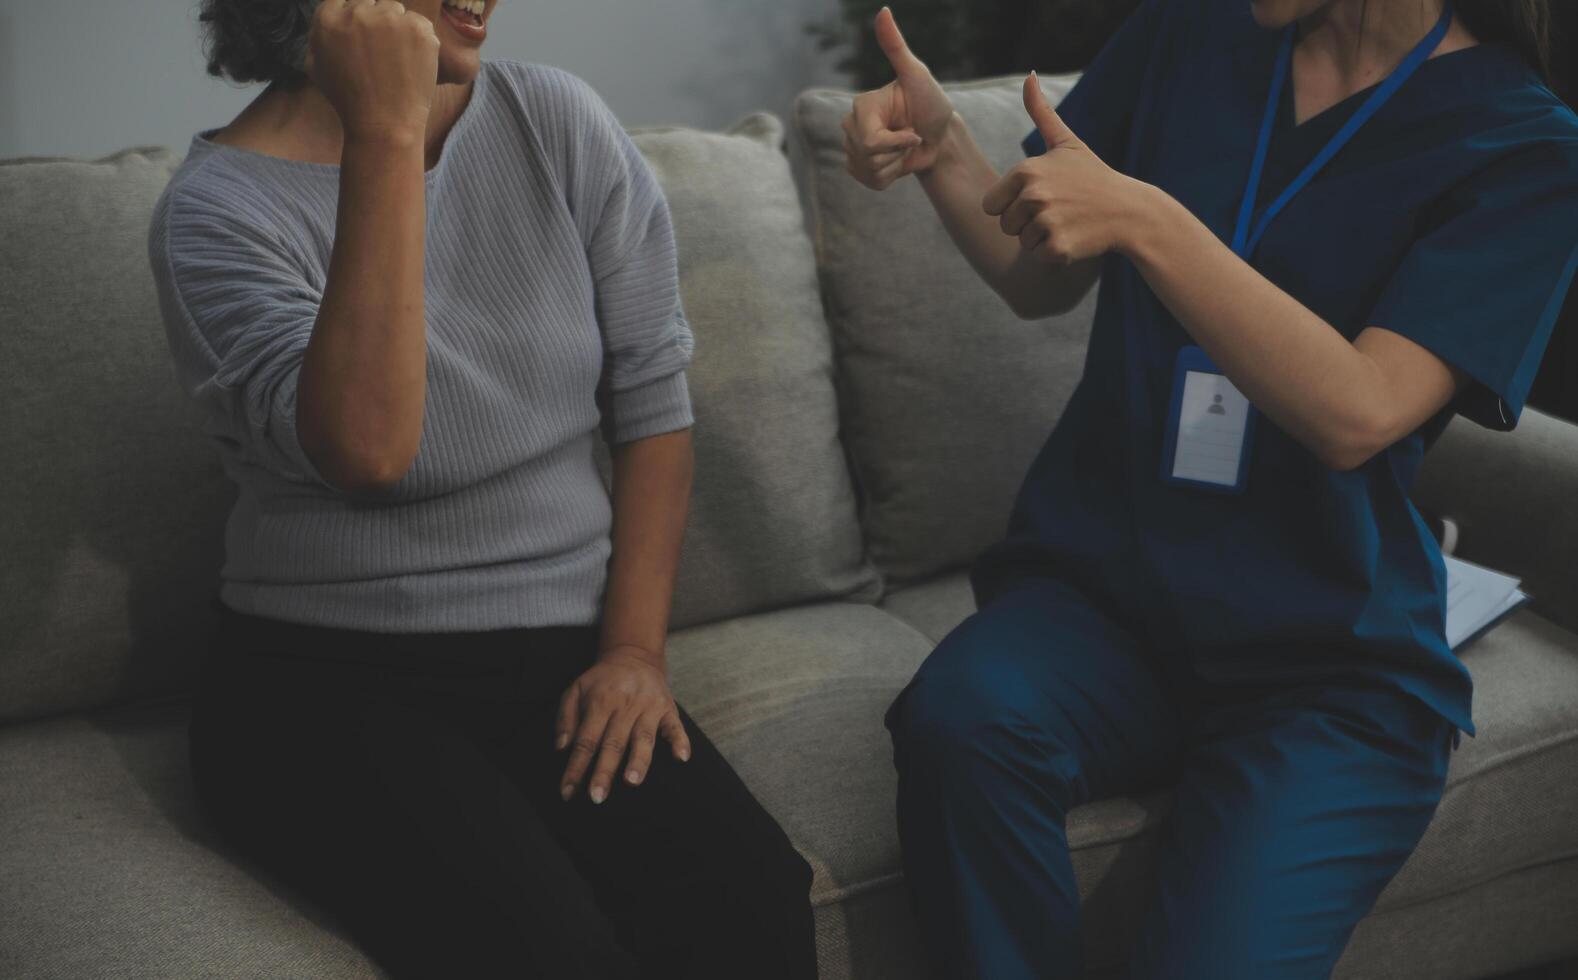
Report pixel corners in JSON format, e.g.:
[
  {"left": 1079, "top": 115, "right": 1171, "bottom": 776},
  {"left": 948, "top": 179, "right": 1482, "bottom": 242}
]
[
  {"left": 1249, "top": 41, "right": 1501, "bottom": 208},
  {"left": 1284, "top": 42, "right": 1489, "bottom": 134}
]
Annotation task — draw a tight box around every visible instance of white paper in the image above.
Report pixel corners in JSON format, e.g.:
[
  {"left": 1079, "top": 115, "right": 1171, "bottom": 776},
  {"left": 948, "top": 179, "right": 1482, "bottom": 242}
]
[
  {"left": 1444, "top": 555, "right": 1527, "bottom": 650},
  {"left": 1171, "top": 370, "right": 1251, "bottom": 487}
]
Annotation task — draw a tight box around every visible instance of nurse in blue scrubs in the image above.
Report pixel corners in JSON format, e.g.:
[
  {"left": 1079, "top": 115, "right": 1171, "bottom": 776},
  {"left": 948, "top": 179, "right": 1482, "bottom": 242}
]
[{"left": 844, "top": 0, "right": 1578, "bottom": 976}]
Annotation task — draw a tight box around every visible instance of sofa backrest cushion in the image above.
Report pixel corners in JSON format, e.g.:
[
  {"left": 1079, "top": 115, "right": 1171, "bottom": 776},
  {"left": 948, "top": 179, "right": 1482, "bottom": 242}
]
[
  {"left": 794, "top": 75, "right": 1096, "bottom": 585},
  {"left": 1, "top": 116, "right": 876, "bottom": 722},
  {"left": 628, "top": 114, "right": 879, "bottom": 629},
  {"left": 1, "top": 149, "right": 232, "bottom": 726},
  {"left": 1414, "top": 408, "right": 1578, "bottom": 636}
]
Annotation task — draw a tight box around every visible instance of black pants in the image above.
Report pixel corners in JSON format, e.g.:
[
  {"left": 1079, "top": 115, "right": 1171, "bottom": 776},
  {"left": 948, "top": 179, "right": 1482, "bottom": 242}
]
[{"left": 189, "top": 607, "right": 818, "bottom": 980}]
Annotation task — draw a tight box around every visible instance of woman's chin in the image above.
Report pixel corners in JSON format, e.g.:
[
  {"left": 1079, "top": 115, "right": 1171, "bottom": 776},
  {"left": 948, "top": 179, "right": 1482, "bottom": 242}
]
[{"left": 438, "top": 51, "right": 484, "bottom": 87}]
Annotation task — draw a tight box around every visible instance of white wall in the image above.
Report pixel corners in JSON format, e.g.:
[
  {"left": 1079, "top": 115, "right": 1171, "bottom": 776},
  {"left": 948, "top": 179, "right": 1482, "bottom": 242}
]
[{"left": 0, "top": 0, "right": 849, "bottom": 159}]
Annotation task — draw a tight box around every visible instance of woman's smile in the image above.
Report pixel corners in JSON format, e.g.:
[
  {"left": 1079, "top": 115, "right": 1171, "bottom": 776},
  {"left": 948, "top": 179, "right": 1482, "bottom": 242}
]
[{"left": 439, "top": 0, "right": 490, "bottom": 43}]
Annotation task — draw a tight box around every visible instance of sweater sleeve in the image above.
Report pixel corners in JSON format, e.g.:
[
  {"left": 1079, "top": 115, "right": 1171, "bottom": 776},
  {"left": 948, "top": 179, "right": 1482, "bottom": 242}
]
[
  {"left": 149, "top": 168, "right": 331, "bottom": 486},
  {"left": 536, "top": 67, "right": 696, "bottom": 445}
]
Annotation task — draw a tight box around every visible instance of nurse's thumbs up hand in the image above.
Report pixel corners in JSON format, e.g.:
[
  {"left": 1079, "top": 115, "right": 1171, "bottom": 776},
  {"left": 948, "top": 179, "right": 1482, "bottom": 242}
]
[
  {"left": 843, "top": 7, "right": 957, "bottom": 190},
  {"left": 983, "top": 74, "right": 1149, "bottom": 264},
  {"left": 1021, "top": 72, "right": 1080, "bottom": 151}
]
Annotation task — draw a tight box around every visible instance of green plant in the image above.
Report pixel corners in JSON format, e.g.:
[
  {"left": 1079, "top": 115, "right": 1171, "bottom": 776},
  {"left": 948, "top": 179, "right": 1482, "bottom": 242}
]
[{"left": 810, "top": 0, "right": 1142, "bottom": 90}]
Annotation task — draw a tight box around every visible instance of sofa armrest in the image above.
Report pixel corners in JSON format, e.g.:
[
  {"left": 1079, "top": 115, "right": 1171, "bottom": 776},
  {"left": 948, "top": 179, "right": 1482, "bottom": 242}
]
[{"left": 1415, "top": 407, "right": 1578, "bottom": 635}]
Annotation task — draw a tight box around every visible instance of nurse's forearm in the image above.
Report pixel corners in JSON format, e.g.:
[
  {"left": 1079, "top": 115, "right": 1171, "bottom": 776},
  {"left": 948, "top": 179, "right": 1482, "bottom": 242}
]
[
  {"left": 1122, "top": 187, "right": 1457, "bottom": 471},
  {"left": 919, "top": 115, "right": 1098, "bottom": 319}
]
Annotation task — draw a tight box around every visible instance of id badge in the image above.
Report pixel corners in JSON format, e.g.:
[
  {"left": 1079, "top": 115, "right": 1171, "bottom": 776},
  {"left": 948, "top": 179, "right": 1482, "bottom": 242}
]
[{"left": 1161, "top": 346, "right": 1254, "bottom": 493}]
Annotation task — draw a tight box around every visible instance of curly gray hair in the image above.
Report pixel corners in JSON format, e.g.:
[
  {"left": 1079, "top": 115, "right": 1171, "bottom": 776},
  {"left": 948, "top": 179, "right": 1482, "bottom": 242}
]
[{"left": 199, "top": 0, "right": 320, "bottom": 88}]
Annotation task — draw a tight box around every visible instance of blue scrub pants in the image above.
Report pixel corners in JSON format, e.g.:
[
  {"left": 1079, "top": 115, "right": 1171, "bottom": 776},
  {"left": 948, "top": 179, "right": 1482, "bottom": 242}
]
[{"left": 886, "top": 578, "right": 1455, "bottom": 979}]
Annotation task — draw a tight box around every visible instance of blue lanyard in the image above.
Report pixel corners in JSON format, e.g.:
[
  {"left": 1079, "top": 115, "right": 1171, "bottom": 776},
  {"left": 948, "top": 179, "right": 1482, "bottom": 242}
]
[{"left": 1231, "top": 1, "right": 1455, "bottom": 258}]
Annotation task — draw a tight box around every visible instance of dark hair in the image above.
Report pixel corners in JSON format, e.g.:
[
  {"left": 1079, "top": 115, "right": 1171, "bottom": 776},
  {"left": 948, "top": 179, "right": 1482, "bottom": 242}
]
[
  {"left": 1455, "top": 0, "right": 1553, "bottom": 84},
  {"left": 199, "top": 0, "right": 319, "bottom": 88}
]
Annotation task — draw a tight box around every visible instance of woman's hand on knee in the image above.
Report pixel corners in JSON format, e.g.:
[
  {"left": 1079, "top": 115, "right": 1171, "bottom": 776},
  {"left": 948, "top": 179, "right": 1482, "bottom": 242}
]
[{"left": 555, "top": 647, "right": 692, "bottom": 805}]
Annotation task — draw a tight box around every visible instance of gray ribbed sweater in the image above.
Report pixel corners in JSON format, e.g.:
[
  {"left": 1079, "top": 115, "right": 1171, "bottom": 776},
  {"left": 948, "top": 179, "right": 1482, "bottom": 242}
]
[{"left": 149, "top": 61, "right": 695, "bottom": 633}]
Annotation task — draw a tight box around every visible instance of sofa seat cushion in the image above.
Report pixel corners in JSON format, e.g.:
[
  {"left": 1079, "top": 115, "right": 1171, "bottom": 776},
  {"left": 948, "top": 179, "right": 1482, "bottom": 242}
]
[
  {"left": 879, "top": 570, "right": 982, "bottom": 644},
  {"left": 0, "top": 703, "right": 382, "bottom": 980},
  {"left": 880, "top": 573, "right": 1578, "bottom": 960},
  {"left": 665, "top": 601, "right": 934, "bottom": 907},
  {"left": 667, "top": 598, "right": 1173, "bottom": 970},
  {"left": 1374, "top": 610, "right": 1578, "bottom": 912}
]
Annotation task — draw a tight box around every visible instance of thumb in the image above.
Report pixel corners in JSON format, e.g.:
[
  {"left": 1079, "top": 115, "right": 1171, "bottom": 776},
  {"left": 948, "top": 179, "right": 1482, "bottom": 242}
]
[
  {"left": 875, "top": 6, "right": 923, "bottom": 77},
  {"left": 1023, "top": 72, "right": 1077, "bottom": 148}
]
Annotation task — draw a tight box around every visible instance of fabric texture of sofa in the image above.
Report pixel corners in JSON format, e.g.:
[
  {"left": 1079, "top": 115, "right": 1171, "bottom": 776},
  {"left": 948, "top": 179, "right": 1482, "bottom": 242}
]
[{"left": 3, "top": 75, "right": 1577, "bottom": 980}]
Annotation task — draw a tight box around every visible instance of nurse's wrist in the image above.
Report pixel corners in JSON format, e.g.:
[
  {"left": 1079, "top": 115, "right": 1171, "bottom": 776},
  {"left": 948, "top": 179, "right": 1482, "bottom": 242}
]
[
  {"left": 1115, "top": 179, "right": 1187, "bottom": 266},
  {"left": 916, "top": 112, "right": 969, "bottom": 176}
]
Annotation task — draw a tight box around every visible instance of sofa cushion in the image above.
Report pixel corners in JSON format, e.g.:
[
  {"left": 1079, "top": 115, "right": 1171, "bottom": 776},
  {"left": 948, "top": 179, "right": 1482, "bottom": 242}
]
[
  {"left": 1414, "top": 408, "right": 1578, "bottom": 637},
  {"left": 666, "top": 602, "right": 934, "bottom": 906},
  {"left": 666, "top": 599, "right": 1173, "bottom": 971},
  {"left": 1336, "top": 858, "right": 1578, "bottom": 980},
  {"left": 0, "top": 149, "right": 233, "bottom": 726},
  {"left": 0, "top": 703, "right": 382, "bottom": 980},
  {"left": 1374, "top": 610, "right": 1578, "bottom": 913},
  {"left": 628, "top": 115, "right": 879, "bottom": 628},
  {"left": 879, "top": 570, "right": 981, "bottom": 643},
  {"left": 793, "top": 75, "right": 1096, "bottom": 584}
]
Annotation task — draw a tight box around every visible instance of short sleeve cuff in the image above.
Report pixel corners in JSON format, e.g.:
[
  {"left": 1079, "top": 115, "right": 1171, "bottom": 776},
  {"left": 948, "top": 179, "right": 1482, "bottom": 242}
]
[
  {"left": 606, "top": 370, "right": 694, "bottom": 445},
  {"left": 1370, "top": 315, "right": 1529, "bottom": 433}
]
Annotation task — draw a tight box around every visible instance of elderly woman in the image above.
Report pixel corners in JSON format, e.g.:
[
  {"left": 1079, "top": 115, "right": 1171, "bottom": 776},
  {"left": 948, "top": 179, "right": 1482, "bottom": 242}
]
[{"left": 147, "top": 1, "right": 816, "bottom": 976}]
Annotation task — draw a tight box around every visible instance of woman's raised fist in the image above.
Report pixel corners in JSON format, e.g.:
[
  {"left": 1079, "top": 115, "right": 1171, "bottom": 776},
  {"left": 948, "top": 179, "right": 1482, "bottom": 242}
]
[{"left": 306, "top": 0, "right": 441, "bottom": 144}]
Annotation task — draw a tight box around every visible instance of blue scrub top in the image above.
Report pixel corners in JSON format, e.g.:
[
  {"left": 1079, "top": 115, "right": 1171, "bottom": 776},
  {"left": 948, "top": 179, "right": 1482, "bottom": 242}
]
[{"left": 977, "top": 0, "right": 1578, "bottom": 736}]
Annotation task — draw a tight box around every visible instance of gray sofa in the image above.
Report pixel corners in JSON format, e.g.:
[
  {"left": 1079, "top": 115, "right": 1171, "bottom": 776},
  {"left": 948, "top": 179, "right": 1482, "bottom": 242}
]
[{"left": 3, "top": 74, "right": 1577, "bottom": 980}]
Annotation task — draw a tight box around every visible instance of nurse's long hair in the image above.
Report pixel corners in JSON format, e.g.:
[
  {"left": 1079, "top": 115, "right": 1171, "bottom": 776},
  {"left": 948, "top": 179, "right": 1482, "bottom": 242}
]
[{"left": 1455, "top": 0, "right": 1553, "bottom": 83}]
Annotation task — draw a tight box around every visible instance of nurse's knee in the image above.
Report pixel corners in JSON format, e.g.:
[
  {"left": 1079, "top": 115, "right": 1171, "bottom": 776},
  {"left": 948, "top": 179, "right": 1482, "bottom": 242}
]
[
  {"left": 890, "top": 641, "right": 1080, "bottom": 802},
  {"left": 890, "top": 659, "right": 979, "bottom": 753}
]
